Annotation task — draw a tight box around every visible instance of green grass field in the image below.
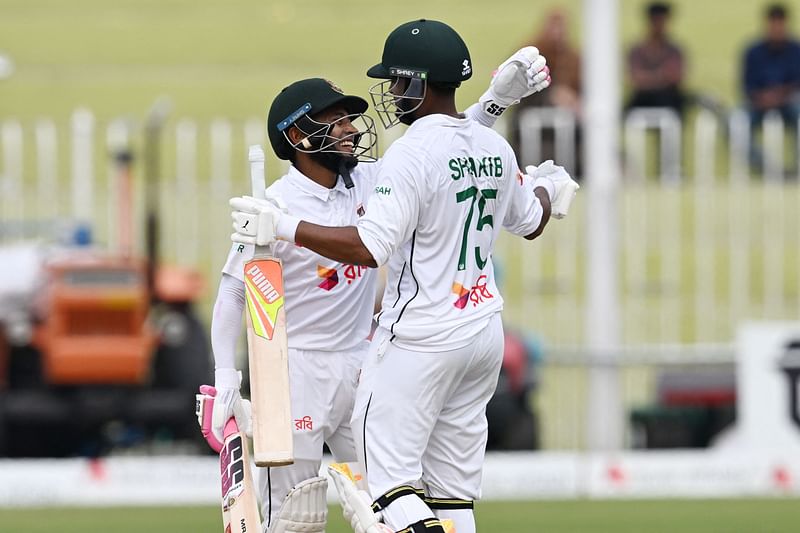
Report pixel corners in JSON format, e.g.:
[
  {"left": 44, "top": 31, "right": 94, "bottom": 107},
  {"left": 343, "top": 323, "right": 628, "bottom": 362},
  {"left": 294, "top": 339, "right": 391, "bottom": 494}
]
[
  {"left": 1, "top": 499, "right": 799, "bottom": 532},
  {"left": 0, "top": 0, "right": 792, "bottom": 123}
]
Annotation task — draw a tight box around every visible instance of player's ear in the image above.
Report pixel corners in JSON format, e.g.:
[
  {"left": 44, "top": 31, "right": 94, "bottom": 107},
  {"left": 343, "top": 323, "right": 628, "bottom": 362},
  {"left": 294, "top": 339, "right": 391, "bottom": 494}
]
[
  {"left": 286, "top": 126, "right": 302, "bottom": 144},
  {"left": 286, "top": 126, "right": 311, "bottom": 150}
]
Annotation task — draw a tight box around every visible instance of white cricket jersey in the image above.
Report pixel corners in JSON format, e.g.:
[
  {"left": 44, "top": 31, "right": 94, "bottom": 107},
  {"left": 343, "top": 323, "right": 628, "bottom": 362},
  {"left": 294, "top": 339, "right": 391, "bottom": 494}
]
[
  {"left": 223, "top": 164, "right": 380, "bottom": 352},
  {"left": 357, "top": 114, "right": 545, "bottom": 352}
]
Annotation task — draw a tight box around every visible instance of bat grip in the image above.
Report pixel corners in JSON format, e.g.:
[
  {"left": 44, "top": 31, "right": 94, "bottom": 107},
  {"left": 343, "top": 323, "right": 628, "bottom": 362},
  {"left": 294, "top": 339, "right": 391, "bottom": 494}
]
[
  {"left": 249, "top": 145, "right": 266, "bottom": 200},
  {"left": 223, "top": 418, "right": 240, "bottom": 440}
]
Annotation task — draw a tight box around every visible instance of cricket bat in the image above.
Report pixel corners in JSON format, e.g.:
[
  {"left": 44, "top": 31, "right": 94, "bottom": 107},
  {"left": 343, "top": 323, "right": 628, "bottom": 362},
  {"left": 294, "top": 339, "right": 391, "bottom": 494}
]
[
  {"left": 196, "top": 387, "right": 262, "bottom": 533},
  {"left": 219, "top": 418, "right": 262, "bottom": 533},
  {"left": 244, "top": 145, "right": 294, "bottom": 467}
]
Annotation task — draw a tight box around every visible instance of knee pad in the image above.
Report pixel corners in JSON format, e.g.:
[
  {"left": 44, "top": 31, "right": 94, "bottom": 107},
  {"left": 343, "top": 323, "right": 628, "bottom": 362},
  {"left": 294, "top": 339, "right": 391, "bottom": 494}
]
[{"left": 265, "top": 476, "right": 328, "bottom": 533}]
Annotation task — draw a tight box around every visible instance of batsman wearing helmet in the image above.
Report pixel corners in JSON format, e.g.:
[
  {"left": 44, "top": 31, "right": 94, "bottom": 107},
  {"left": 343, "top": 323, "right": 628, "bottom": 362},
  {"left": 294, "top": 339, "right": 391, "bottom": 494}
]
[{"left": 221, "top": 21, "right": 566, "bottom": 533}]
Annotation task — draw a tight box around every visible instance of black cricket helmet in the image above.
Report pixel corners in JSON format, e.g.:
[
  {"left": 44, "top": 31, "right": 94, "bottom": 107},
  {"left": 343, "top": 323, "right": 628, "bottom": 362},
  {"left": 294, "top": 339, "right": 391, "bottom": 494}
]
[
  {"left": 367, "top": 19, "right": 472, "bottom": 128},
  {"left": 267, "top": 78, "right": 378, "bottom": 163}
]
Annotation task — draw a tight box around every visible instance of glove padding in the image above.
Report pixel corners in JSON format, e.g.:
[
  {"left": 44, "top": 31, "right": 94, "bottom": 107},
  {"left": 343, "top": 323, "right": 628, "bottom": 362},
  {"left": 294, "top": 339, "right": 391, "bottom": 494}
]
[
  {"left": 211, "top": 368, "right": 252, "bottom": 443},
  {"left": 526, "top": 160, "right": 580, "bottom": 219},
  {"left": 479, "top": 46, "right": 551, "bottom": 117},
  {"left": 230, "top": 194, "right": 289, "bottom": 246}
]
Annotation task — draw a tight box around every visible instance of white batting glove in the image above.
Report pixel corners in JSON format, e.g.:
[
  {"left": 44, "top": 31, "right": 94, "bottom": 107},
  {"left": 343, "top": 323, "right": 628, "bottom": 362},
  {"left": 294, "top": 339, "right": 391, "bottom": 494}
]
[
  {"left": 526, "top": 160, "right": 580, "bottom": 219},
  {"left": 211, "top": 368, "right": 253, "bottom": 442},
  {"left": 230, "top": 194, "right": 299, "bottom": 245},
  {"left": 479, "top": 46, "right": 551, "bottom": 118}
]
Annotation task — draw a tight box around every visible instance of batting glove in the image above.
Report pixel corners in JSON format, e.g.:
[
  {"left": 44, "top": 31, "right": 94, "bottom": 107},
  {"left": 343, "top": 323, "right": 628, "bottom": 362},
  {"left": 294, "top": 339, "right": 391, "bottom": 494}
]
[
  {"left": 526, "top": 160, "right": 580, "bottom": 219},
  {"left": 196, "top": 385, "right": 224, "bottom": 452},
  {"left": 479, "top": 46, "right": 551, "bottom": 118},
  {"left": 211, "top": 368, "right": 253, "bottom": 443},
  {"left": 230, "top": 194, "right": 299, "bottom": 246}
]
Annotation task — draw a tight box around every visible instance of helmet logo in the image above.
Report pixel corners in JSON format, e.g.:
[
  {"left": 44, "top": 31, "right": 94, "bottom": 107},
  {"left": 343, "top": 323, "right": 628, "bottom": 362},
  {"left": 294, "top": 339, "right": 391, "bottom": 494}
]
[
  {"left": 277, "top": 102, "right": 312, "bottom": 132},
  {"left": 389, "top": 67, "right": 427, "bottom": 79},
  {"left": 462, "top": 59, "right": 472, "bottom": 77},
  {"left": 411, "top": 28, "right": 420, "bottom": 35},
  {"left": 326, "top": 80, "right": 344, "bottom": 94}
]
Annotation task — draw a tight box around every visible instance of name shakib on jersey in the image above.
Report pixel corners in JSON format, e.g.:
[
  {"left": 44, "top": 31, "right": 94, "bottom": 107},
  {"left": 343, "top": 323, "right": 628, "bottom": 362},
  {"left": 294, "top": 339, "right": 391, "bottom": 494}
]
[{"left": 448, "top": 156, "right": 503, "bottom": 180}]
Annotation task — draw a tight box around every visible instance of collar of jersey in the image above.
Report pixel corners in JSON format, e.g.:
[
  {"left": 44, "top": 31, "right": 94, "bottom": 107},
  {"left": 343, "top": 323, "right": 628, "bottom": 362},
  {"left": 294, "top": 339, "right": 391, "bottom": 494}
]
[
  {"left": 407, "top": 113, "right": 470, "bottom": 132},
  {"left": 286, "top": 165, "right": 349, "bottom": 201}
]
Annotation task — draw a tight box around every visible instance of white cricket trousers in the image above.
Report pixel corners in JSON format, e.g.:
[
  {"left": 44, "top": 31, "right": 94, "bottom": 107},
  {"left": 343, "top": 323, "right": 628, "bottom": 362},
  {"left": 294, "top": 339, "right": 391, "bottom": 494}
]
[
  {"left": 257, "top": 344, "right": 365, "bottom": 532},
  {"left": 352, "top": 312, "right": 505, "bottom": 532}
]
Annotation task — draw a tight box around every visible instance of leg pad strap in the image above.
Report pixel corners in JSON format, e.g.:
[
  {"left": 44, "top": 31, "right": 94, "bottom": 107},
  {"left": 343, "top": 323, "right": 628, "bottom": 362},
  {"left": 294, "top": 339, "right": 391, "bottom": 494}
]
[{"left": 397, "top": 518, "right": 447, "bottom": 533}]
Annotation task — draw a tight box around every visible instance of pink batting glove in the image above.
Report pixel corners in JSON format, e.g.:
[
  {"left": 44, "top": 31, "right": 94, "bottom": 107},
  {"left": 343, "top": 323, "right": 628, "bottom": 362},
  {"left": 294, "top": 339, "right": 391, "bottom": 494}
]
[{"left": 196, "top": 385, "right": 224, "bottom": 453}]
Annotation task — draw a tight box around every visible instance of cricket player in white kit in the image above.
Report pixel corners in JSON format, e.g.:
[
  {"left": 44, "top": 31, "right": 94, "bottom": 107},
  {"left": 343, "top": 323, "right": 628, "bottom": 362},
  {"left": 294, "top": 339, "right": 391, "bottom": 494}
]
[
  {"left": 212, "top": 77, "right": 381, "bottom": 533},
  {"left": 229, "top": 19, "right": 578, "bottom": 533},
  {"left": 213, "top": 43, "right": 558, "bottom": 532}
]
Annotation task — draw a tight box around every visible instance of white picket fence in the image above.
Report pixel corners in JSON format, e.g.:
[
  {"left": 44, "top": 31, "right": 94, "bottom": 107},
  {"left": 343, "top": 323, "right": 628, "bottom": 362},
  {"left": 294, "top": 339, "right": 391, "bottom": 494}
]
[
  {"left": 2, "top": 107, "right": 798, "bottom": 449},
  {"left": 3, "top": 107, "right": 797, "bottom": 348}
]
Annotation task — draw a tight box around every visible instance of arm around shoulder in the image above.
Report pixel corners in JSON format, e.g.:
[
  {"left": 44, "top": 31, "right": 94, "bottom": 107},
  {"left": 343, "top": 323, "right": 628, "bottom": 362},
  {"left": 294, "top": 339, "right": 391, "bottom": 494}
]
[{"left": 295, "top": 222, "right": 378, "bottom": 268}]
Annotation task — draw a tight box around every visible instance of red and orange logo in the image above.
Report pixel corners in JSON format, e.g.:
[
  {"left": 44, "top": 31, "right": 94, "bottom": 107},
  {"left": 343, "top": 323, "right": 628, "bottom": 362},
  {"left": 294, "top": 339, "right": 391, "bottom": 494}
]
[{"left": 317, "top": 265, "right": 339, "bottom": 290}]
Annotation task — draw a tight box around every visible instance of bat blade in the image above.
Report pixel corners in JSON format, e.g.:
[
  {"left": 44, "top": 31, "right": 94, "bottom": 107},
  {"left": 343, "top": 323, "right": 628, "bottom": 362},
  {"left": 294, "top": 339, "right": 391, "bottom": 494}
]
[
  {"left": 245, "top": 145, "right": 294, "bottom": 467},
  {"left": 244, "top": 256, "right": 293, "bottom": 466},
  {"left": 220, "top": 419, "right": 262, "bottom": 533}
]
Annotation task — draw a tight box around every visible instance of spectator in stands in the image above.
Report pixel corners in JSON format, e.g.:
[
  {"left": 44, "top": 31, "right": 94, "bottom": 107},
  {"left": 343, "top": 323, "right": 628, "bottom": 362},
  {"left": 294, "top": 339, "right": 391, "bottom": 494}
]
[
  {"left": 519, "top": 9, "right": 581, "bottom": 116},
  {"left": 511, "top": 9, "right": 582, "bottom": 177},
  {"left": 626, "top": 2, "right": 686, "bottom": 116},
  {"left": 742, "top": 3, "right": 800, "bottom": 175}
]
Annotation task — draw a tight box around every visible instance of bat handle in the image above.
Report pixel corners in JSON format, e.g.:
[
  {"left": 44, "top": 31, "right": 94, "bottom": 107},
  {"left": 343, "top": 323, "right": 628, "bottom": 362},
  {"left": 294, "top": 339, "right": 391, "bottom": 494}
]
[{"left": 249, "top": 145, "right": 266, "bottom": 200}]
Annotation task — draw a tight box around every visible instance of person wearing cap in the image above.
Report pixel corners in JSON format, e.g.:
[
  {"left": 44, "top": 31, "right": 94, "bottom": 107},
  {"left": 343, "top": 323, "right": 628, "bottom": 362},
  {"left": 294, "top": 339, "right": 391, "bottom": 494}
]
[
  {"left": 212, "top": 36, "right": 553, "bottom": 533},
  {"left": 229, "top": 19, "right": 576, "bottom": 533}
]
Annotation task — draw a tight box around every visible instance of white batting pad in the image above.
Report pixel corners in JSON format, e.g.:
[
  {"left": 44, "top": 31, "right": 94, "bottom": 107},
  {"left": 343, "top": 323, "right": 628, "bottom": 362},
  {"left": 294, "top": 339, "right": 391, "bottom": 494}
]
[{"left": 266, "top": 476, "right": 328, "bottom": 533}]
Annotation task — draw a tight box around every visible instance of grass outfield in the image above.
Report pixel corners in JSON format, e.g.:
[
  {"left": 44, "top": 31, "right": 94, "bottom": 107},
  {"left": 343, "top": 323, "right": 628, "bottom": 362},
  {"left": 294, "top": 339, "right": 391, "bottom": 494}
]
[
  {"left": 0, "top": 0, "right": 785, "bottom": 123},
  {"left": 1, "top": 499, "right": 799, "bottom": 532}
]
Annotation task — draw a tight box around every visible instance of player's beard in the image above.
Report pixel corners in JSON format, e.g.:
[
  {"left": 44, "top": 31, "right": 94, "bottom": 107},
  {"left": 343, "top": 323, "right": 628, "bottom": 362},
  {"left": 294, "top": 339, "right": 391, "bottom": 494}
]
[
  {"left": 395, "top": 78, "right": 425, "bottom": 125},
  {"left": 397, "top": 108, "right": 416, "bottom": 126},
  {"left": 310, "top": 150, "right": 358, "bottom": 188},
  {"left": 310, "top": 150, "right": 357, "bottom": 173}
]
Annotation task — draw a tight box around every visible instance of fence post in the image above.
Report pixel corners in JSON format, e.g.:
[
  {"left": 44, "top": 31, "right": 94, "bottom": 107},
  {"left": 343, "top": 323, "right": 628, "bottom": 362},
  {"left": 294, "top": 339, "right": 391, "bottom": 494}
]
[
  {"left": 727, "top": 110, "right": 750, "bottom": 330},
  {"left": 35, "top": 119, "right": 58, "bottom": 222},
  {"left": 2, "top": 120, "right": 24, "bottom": 238},
  {"left": 762, "top": 111, "right": 785, "bottom": 318},
  {"left": 105, "top": 119, "right": 132, "bottom": 255},
  {"left": 518, "top": 107, "right": 577, "bottom": 175},
  {"left": 693, "top": 109, "right": 717, "bottom": 341},
  {"left": 175, "top": 119, "right": 198, "bottom": 265},
  {"left": 209, "top": 118, "right": 232, "bottom": 271},
  {"left": 71, "top": 108, "right": 94, "bottom": 238}
]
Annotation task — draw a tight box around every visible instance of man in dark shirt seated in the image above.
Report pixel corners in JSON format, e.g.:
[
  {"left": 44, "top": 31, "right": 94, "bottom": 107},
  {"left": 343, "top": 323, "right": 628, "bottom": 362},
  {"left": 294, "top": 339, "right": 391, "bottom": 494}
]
[
  {"left": 743, "top": 3, "right": 800, "bottom": 175},
  {"left": 626, "top": 2, "right": 686, "bottom": 116}
]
